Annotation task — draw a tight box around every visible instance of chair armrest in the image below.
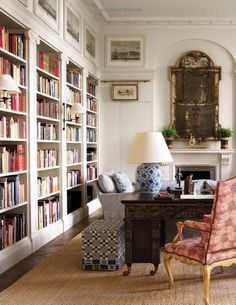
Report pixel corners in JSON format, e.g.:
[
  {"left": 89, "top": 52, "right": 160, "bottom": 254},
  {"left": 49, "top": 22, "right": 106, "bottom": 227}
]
[{"left": 184, "top": 220, "right": 211, "bottom": 232}]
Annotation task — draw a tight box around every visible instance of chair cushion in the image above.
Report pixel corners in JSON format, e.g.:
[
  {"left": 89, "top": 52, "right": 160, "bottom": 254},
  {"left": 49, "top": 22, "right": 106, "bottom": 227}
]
[
  {"left": 112, "top": 171, "right": 133, "bottom": 193},
  {"left": 165, "top": 237, "right": 206, "bottom": 264},
  {"left": 98, "top": 174, "right": 117, "bottom": 193}
]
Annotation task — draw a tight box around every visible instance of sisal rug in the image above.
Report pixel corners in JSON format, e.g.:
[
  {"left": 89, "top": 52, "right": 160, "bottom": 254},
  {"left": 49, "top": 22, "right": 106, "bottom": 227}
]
[{"left": 0, "top": 234, "right": 235, "bottom": 305}]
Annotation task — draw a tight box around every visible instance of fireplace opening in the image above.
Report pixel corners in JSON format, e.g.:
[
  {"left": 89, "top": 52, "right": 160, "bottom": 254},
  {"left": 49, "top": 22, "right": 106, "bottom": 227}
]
[{"left": 176, "top": 166, "right": 216, "bottom": 180}]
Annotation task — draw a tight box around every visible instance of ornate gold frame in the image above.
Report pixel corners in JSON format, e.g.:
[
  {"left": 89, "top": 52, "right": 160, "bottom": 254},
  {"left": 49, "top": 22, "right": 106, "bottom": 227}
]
[{"left": 170, "top": 51, "right": 221, "bottom": 141}]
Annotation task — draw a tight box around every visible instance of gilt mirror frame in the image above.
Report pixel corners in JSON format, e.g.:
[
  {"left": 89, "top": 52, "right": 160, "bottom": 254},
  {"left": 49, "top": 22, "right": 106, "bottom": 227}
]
[{"left": 170, "top": 50, "right": 221, "bottom": 141}]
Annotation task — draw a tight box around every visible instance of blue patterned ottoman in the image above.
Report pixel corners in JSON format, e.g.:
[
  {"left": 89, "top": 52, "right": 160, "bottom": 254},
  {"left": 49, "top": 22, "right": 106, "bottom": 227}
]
[{"left": 82, "top": 219, "right": 125, "bottom": 271}]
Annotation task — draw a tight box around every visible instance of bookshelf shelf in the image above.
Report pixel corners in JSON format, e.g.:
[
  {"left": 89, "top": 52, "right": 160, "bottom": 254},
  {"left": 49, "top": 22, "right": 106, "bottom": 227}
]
[
  {"left": 67, "top": 184, "right": 82, "bottom": 190},
  {"left": 87, "top": 109, "right": 97, "bottom": 114},
  {"left": 66, "top": 141, "right": 82, "bottom": 144},
  {"left": 66, "top": 82, "right": 82, "bottom": 92},
  {"left": 36, "top": 91, "right": 60, "bottom": 102},
  {"left": 87, "top": 125, "right": 97, "bottom": 129},
  {"left": 87, "top": 160, "right": 98, "bottom": 164},
  {"left": 37, "top": 115, "right": 60, "bottom": 123},
  {"left": 67, "top": 162, "right": 82, "bottom": 167},
  {"left": 38, "top": 190, "right": 60, "bottom": 200},
  {"left": 37, "top": 140, "right": 60, "bottom": 143},
  {"left": 87, "top": 178, "right": 98, "bottom": 183},
  {"left": 0, "top": 201, "right": 28, "bottom": 213},
  {"left": 0, "top": 170, "right": 27, "bottom": 178},
  {"left": 0, "top": 47, "right": 27, "bottom": 64},
  {"left": 0, "top": 138, "right": 27, "bottom": 142},
  {"left": 37, "top": 166, "right": 60, "bottom": 172},
  {"left": 66, "top": 121, "right": 82, "bottom": 127},
  {"left": 36, "top": 67, "right": 59, "bottom": 81},
  {"left": 18, "top": 84, "right": 27, "bottom": 90},
  {"left": 0, "top": 108, "right": 27, "bottom": 116},
  {"left": 87, "top": 92, "right": 97, "bottom": 99}
]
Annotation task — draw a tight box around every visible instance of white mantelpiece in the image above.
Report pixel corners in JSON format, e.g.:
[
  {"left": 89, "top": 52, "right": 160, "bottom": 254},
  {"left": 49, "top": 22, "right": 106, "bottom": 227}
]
[{"left": 164, "top": 149, "right": 235, "bottom": 180}]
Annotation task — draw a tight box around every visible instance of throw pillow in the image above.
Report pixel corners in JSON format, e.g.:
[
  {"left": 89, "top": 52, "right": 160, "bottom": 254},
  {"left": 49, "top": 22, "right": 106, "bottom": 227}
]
[
  {"left": 98, "top": 174, "right": 117, "bottom": 193},
  {"left": 112, "top": 171, "right": 133, "bottom": 193}
]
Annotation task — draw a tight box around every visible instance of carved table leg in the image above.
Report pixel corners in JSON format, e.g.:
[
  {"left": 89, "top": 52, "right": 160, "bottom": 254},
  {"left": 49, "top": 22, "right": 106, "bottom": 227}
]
[
  {"left": 123, "top": 263, "right": 132, "bottom": 276},
  {"left": 150, "top": 264, "right": 158, "bottom": 276}
]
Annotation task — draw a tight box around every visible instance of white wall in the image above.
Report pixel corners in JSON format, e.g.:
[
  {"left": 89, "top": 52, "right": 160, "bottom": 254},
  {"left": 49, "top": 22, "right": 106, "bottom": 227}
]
[{"left": 99, "top": 24, "right": 236, "bottom": 181}]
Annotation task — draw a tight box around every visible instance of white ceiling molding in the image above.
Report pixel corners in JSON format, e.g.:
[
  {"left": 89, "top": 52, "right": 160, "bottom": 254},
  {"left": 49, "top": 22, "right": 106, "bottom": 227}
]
[{"left": 80, "top": 0, "right": 236, "bottom": 26}]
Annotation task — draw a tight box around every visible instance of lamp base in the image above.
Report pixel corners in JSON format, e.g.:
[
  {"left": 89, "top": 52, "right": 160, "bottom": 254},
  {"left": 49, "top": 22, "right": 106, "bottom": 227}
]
[{"left": 136, "top": 163, "right": 163, "bottom": 192}]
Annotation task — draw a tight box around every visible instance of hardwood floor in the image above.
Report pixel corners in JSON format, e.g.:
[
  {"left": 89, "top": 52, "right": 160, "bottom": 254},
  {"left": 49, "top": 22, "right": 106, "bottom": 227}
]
[{"left": 0, "top": 209, "right": 103, "bottom": 293}]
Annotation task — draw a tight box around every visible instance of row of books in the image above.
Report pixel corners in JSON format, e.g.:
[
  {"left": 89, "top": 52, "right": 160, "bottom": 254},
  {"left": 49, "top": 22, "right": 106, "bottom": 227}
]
[
  {"left": 87, "top": 96, "right": 97, "bottom": 112},
  {"left": 67, "top": 148, "right": 81, "bottom": 164},
  {"left": 67, "top": 68, "right": 82, "bottom": 88},
  {"left": 37, "top": 149, "right": 57, "bottom": 169},
  {"left": 38, "top": 51, "right": 59, "bottom": 77},
  {"left": 86, "top": 113, "right": 97, "bottom": 127},
  {"left": 0, "top": 175, "right": 25, "bottom": 209},
  {"left": 0, "top": 116, "right": 26, "bottom": 139},
  {"left": 0, "top": 26, "right": 26, "bottom": 59},
  {"left": 0, "top": 145, "right": 26, "bottom": 173},
  {"left": 66, "top": 106, "right": 81, "bottom": 123},
  {"left": 86, "top": 130, "right": 97, "bottom": 142},
  {"left": 0, "top": 92, "right": 25, "bottom": 112},
  {"left": 37, "top": 75, "right": 59, "bottom": 98},
  {"left": 87, "top": 166, "right": 97, "bottom": 181},
  {"left": 87, "top": 83, "right": 97, "bottom": 97},
  {"left": 37, "top": 98, "right": 59, "bottom": 119},
  {"left": 67, "top": 170, "right": 81, "bottom": 188},
  {"left": 0, "top": 58, "right": 26, "bottom": 86},
  {"left": 37, "top": 122, "right": 57, "bottom": 141},
  {"left": 66, "top": 126, "right": 81, "bottom": 142},
  {"left": 38, "top": 196, "right": 60, "bottom": 230},
  {"left": 0, "top": 213, "right": 26, "bottom": 249},
  {"left": 37, "top": 176, "right": 58, "bottom": 197},
  {"left": 66, "top": 87, "right": 81, "bottom": 104}
]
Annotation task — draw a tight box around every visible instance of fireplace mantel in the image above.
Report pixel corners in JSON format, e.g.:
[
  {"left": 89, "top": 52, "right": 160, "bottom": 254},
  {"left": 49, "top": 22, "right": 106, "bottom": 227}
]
[{"left": 165, "top": 149, "right": 235, "bottom": 180}]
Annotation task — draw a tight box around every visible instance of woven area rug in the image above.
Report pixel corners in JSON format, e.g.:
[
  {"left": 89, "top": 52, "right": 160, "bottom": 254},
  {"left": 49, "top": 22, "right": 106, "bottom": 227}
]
[{"left": 0, "top": 234, "right": 235, "bottom": 305}]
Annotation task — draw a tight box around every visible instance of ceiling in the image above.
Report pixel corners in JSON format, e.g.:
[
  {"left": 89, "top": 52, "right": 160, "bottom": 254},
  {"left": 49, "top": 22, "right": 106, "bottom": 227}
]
[{"left": 81, "top": 0, "right": 236, "bottom": 25}]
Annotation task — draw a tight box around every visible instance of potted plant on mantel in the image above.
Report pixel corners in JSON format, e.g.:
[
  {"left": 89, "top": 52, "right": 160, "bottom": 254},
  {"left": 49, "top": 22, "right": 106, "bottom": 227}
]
[
  {"left": 162, "top": 125, "right": 179, "bottom": 149},
  {"left": 216, "top": 126, "right": 233, "bottom": 149}
]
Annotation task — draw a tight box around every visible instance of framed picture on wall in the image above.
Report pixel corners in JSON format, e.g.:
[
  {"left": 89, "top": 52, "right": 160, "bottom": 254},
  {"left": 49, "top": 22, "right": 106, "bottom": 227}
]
[
  {"left": 34, "top": 0, "right": 59, "bottom": 32},
  {"left": 112, "top": 84, "right": 138, "bottom": 101},
  {"left": 105, "top": 36, "right": 144, "bottom": 68},
  {"left": 64, "top": 1, "right": 82, "bottom": 52},
  {"left": 84, "top": 23, "right": 96, "bottom": 64}
]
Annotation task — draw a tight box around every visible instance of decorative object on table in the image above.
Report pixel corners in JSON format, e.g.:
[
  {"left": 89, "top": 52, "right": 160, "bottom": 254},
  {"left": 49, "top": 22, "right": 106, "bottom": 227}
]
[
  {"left": 128, "top": 132, "right": 173, "bottom": 192},
  {"left": 216, "top": 126, "right": 233, "bottom": 149},
  {"left": 201, "top": 181, "right": 215, "bottom": 194},
  {"left": 187, "top": 133, "right": 208, "bottom": 149},
  {"left": 154, "top": 192, "right": 174, "bottom": 200},
  {"left": 105, "top": 36, "right": 144, "bottom": 68},
  {"left": 184, "top": 175, "right": 192, "bottom": 194},
  {"left": 112, "top": 84, "right": 138, "bottom": 101},
  {"left": 161, "top": 125, "right": 178, "bottom": 149},
  {"left": 0, "top": 74, "right": 21, "bottom": 103},
  {"left": 175, "top": 167, "right": 182, "bottom": 190},
  {"left": 170, "top": 50, "right": 221, "bottom": 141}
]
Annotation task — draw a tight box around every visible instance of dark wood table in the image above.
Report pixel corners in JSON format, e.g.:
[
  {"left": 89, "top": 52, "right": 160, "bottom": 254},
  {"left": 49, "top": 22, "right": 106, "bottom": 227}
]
[{"left": 121, "top": 192, "right": 213, "bottom": 276}]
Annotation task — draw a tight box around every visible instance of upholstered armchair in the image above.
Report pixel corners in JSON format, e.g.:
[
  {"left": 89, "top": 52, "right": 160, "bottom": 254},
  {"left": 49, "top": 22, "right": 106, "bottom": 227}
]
[{"left": 164, "top": 176, "right": 236, "bottom": 305}]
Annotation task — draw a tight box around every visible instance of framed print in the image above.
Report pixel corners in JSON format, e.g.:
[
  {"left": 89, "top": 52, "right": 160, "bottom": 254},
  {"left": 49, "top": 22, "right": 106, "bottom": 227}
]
[
  {"left": 85, "top": 23, "right": 96, "bottom": 64},
  {"left": 105, "top": 36, "right": 144, "bottom": 68},
  {"left": 34, "top": 0, "right": 59, "bottom": 32},
  {"left": 112, "top": 84, "right": 138, "bottom": 101},
  {"left": 64, "top": 1, "right": 81, "bottom": 52}
]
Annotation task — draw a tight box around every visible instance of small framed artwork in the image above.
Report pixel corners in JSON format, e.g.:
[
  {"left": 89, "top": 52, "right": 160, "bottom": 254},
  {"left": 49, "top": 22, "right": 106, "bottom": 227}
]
[
  {"left": 34, "top": 0, "right": 59, "bottom": 32},
  {"left": 64, "top": 1, "right": 82, "bottom": 52},
  {"left": 84, "top": 23, "right": 96, "bottom": 64},
  {"left": 112, "top": 84, "right": 138, "bottom": 101},
  {"left": 105, "top": 36, "right": 144, "bottom": 68}
]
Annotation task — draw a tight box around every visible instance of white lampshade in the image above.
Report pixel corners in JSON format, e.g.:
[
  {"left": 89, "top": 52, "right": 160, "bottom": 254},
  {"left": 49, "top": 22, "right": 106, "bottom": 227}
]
[
  {"left": 70, "top": 102, "right": 86, "bottom": 115},
  {"left": 0, "top": 74, "right": 21, "bottom": 94},
  {"left": 128, "top": 131, "right": 173, "bottom": 164}
]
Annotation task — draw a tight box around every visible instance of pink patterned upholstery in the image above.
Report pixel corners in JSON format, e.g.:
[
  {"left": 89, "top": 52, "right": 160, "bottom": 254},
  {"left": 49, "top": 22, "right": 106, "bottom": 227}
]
[{"left": 165, "top": 176, "right": 236, "bottom": 265}]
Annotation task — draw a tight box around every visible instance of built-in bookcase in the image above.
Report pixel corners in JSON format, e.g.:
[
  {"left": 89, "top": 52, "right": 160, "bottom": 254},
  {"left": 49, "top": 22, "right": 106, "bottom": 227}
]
[
  {"left": 0, "top": 14, "right": 28, "bottom": 252},
  {"left": 36, "top": 40, "right": 60, "bottom": 230},
  {"left": 86, "top": 74, "right": 98, "bottom": 203},
  {"left": 65, "top": 61, "right": 83, "bottom": 214}
]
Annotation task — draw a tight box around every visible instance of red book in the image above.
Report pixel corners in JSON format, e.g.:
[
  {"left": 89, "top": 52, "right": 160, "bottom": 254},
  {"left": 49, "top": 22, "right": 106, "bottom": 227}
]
[
  {"left": 0, "top": 26, "right": 3, "bottom": 48},
  {"left": 39, "top": 51, "right": 44, "bottom": 69}
]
